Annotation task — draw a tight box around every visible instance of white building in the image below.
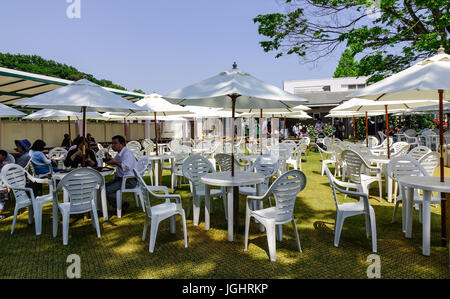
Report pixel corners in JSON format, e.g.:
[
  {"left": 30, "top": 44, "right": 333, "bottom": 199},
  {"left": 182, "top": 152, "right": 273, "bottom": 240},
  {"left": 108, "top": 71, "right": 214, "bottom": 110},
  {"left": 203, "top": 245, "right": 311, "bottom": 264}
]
[{"left": 283, "top": 76, "right": 370, "bottom": 94}]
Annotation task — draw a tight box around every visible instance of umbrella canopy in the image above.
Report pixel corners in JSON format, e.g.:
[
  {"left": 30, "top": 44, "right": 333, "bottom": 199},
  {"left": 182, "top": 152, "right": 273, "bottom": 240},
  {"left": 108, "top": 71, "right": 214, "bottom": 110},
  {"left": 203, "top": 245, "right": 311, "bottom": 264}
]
[
  {"left": 0, "top": 103, "right": 26, "bottom": 118},
  {"left": 240, "top": 110, "right": 311, "bottom": 119},
  {"left": 350, "top": 48, "right": 450, "bottom": 101},
  {"left": 325, "top": 111, "right": 386, "bottom": 118},
  {"left": 24, "top": 109, "right": 106, "bottom": 121},
  {"left": 410, "top": 103, "right": 450, "bottom": 113},
  {"left": 14, "top": 79, "right": 146, "bottom": 113},
  {"left": 164, "top": 64, "right": 308, "bottom": 110},
  {"left": 130, "top": 92, "right": 193, "bottom": 117},
  {"left": 333, "top": 98, "right": 442, "bottom": 113}
]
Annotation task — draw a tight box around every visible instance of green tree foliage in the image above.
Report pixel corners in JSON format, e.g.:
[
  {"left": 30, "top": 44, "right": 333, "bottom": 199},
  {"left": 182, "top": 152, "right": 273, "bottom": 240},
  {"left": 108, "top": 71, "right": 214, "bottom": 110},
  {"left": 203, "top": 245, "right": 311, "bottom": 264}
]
[
  {"left": 254, "top": 0, "right": 450, "bottom": 81},
  {"left": 333, "top": 49, "right": 361, "bottom": 78},
  {"left": 0, "top": 53, "right": 128, "bottom": 90},
  {"left": 133, "top": 89, "right": 146, "bottom": 94}
]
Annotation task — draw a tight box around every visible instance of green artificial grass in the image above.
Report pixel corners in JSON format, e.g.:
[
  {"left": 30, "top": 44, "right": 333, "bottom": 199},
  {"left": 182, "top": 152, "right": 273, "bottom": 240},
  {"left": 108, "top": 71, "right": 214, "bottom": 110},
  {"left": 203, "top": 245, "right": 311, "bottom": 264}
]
[{"left": 0, "top": 152, "right": 448, "bottom": 279}]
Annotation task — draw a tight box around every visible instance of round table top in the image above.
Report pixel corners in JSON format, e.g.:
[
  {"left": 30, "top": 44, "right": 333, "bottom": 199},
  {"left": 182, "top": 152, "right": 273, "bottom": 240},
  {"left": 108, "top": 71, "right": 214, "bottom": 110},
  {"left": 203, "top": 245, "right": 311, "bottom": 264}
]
[
  {"left": 240, "top": 155, "right": 260, "bottom": 162},
  {"left": 201, "top": 171, "right": 265, "bottom": 187},
  {"left": 397, "top": 176, "right": 450, "bottom": 193},
  {"left": 147, "top": 154, "right": 174, "bottom": 160}
]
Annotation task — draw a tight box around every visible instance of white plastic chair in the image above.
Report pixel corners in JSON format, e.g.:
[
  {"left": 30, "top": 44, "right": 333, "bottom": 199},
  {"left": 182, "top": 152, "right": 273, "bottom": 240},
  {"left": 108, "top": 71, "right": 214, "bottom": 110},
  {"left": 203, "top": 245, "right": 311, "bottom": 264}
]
[
  {"left": 53, "top": 168, "right": 102, "bottom": 245},
  {"left": 126, "top": 140, "right": 143, "bottom": 158},
  {"left": 404, "top": 129, "right": 419, "bottom": 148},
  {"left": 317, "top": 143, "right": 335, "bottom": 176},
  {"left": 1, "top": 164, "right": 54, "bottom": 236},
  {"left": 286, "top": 143, "right": 308, "bottom": 171},
  {"left": 324, "top": 167, "right": 377, "bottom": 253},
  {"left": 171, "top": 150, "right": 190, "bottom": 191},
  {"left": 342, "top": 149, "right": 383, "bottom": 202},
  {"left": 390, "top": 142, "right": 411, "bottom": 158},
  {"left": 244, "top": 170, "right": 306, "bottom": 262},
  {"left": 141, "top": 139, "right": 155, "bottom": 153},
  {"left": 270, "top": 143, "right": 292, "bottom": 175},
  {"left": 387, "top": 156, "right": 440, "bottom": 229},
  {"left": 407, "top": 146, "right": 432, "bottom": 160},
  {"left": 48, "top": 147, "right": 68, "bottom": 170},
  {"left": 115, "top": 156, "right": 150, "bottom": 217},
  {"left": 134, "top": 169, "right": 188, "bottom": 253},
  {"left": 182, "top": 155, "right": 227, "bottom": 225}
]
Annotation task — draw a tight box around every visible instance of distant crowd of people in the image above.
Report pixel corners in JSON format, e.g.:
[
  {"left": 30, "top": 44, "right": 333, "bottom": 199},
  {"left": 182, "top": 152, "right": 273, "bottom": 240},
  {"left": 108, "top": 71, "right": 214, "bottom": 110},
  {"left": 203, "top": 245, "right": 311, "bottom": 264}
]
[{"left": 0, "top": 132, "right": 137, "bottom": 220}]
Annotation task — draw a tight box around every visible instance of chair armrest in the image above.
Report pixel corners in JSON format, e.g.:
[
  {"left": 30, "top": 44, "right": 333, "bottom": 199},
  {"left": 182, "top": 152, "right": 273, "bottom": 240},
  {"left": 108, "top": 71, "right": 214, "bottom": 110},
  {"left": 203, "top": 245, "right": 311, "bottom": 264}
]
[
  {"left": 146, "top": 185, "right": 169, "bottom": 194},
  {"left": 147, "top": 186, "right": 181, "bottom": 204}
]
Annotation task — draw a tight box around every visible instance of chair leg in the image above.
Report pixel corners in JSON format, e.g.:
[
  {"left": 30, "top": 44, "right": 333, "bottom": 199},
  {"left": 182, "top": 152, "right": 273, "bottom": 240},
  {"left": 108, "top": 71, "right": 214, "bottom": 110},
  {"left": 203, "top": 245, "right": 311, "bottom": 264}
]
[
  {"left": 222, "top": 188, "right": 228, "bottom": 220},
  {"left": 181, "top": 210, "right": 188, "bottom": 248},
  {"left": 11, "top": 205, "right": 20, "bottom": 235},
  {"left": 34, "top": 204, "right": 43, "bottom": 236},
  {"left": 392, "top": 200, "right": 401, "bottom": 223},
  {"left": 116, "top": 190, "right": 122, "bottom": 218},
  {"left": 133, "top": 192, "right": 139, "bottom": 208},
  {"left": 149, "top": 217, "right": 160, "bottom": 253},
  {"left": 369, "top": 209, "right": 377, "bottom": 253},
  {"left": 378, "top": 178, "right": 383, "bottom": 202},
  {"left": 276, "top": 224, "right": 283, "bottom": 241},
  {"left": 291, "top": 219, "right": 302, "bottom": 253},
  {"left": 142, "top": 217, "right": 149, "bottom": 241},
  {"left": 170, "top": 215, "right": 176, "bottom": 234},
  {"left": 266, "top": 222, "right": 277, "bottom": 262},
  {"left": 321, "top": 161, "right": 325, "bottom": 176},
  {"left": 193, "top": 196, "right": 201, "bottom": 226},
  {"left": 244, "top": 212, "right": 251, "bottom": 251},
  {"left": 334, "top": 212, "right": 344, "bottom": 248},
  {"left": 62, "top": 212, "right": 70, "bottom": 246},
  {"left": 92, "top": 209, "right": 101, "bottom": 238}
]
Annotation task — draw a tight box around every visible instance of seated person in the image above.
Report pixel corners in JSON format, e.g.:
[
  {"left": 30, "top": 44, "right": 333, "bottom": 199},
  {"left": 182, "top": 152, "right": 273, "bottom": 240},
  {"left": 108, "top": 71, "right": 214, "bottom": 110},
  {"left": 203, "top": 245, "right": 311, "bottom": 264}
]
[
  {"left": 64, "top": 137, "right": 97, "bottom": 168},
  {"left": 104, "top": 135, "right": 137, "bottom": 215},
  {"left": 61, "top": 134, "right": 71, "bottom": 148},
  {"left": 14, "top": 139, "right": 31, "bottom": 168},
  {"left": 86, "top": 133, "right": 96, "bottom": 146},
  {"left": 30, "top": 140, "right": 58, "bottom": 176},
  {"left": 0, "top": 150, "right": 15, "bottom": 170}
]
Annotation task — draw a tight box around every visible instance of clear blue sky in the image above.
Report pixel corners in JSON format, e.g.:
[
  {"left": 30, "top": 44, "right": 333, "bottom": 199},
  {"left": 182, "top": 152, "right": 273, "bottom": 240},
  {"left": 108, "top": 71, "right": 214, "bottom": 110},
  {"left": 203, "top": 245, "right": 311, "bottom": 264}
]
[{"left": 0, "top": 0, "right": 341, "bottom": 95}]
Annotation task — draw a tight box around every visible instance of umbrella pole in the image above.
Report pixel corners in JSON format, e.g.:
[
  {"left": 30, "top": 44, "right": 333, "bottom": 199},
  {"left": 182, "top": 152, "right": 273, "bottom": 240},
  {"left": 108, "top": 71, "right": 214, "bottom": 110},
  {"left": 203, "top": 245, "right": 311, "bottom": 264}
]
[
  {"left": 385, "top": 105, "right": 390, "bottom": 159},
  {"left": 283, "top": 116, "right": 286, "bottom": 140},
  {"left": 229, "top": 94, "right": 240, "bottom": 234},
  {"left": 82, "top": 106, "right": 87, "bottom": 167},
  {"left": 155, "top": 112, "right": 162, "bottom": 185},
  {"left": 353, "top": 115, "right": 356, "bottom": 144},
  {"left": 438, "top": 89, "right": 447, "bottom": 247},
  {"left": 366, "top": 112, "right": 369, "bottom": 147},
  {"left": 124, "top": 118, "right": 127, "bottom": 141},
  {"left": 260, "top": 109, "right": 263, "bottom": 155},
  {"left": 68, "top": 116, "right": 72, "bottom": 146}
]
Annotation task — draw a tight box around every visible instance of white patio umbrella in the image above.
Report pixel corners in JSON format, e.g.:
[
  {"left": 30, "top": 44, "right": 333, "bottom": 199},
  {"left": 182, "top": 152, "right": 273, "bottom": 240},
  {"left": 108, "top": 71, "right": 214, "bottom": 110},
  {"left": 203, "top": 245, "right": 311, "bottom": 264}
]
[
  {"left": 350, "top": 46, "right": 450, "bottom": 245},
  {"left": 103, "top": 92, "right": 192, "bottom": 156},
  {"left": 165, "top": 63, "right": 308, "bottom": 162},
  {"left": 334, "top": 98, "right": 440, "bottom": 154},
  {"left": 14, "top": 79, "right": 145, "bottom": 137},
  {"left": 14, "top": 79, "right": 145, "bottom": 164},
  {"left": 411, "top": 103, "right": 450, "bottom": 113},
  {"left": 0, "top": 103, "right": 26, "bottom": 118},
  {"left": 24, "top": 109, "right": 106, "bottom": 145}
]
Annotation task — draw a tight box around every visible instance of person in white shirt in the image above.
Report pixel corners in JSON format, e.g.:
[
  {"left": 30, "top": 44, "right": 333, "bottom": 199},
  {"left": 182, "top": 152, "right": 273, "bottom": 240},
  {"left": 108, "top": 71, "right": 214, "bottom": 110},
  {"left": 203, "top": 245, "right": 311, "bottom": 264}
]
[
  {"left": 292, "top": 122, "right": 301, "bottom": 138},
  {"left": 104, "top": 135, "right": 137, "bottom": 215}
]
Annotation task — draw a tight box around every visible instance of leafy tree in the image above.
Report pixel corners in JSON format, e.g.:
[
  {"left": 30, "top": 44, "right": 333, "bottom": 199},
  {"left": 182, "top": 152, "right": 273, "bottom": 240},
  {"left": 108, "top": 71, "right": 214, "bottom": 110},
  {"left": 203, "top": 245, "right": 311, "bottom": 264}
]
[
  {"left": 254, "top": 0, "right": 450, "bottom": 81},
  {"left": 0, "top": 53, "right": 129, "bottom": 91},
  {"left": 133, "top": 89, "right": 146, "bottom": 94},
  {"left": 333, "top": 49, "right": 361, "bottom": 78}
]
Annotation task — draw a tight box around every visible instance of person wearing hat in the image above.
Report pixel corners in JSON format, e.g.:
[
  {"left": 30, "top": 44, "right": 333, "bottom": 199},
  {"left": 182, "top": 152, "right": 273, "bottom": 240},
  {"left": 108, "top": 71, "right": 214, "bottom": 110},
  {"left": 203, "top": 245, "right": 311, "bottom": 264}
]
[{"left": 14, "top": 139, "right": 31, "bottom": 168}]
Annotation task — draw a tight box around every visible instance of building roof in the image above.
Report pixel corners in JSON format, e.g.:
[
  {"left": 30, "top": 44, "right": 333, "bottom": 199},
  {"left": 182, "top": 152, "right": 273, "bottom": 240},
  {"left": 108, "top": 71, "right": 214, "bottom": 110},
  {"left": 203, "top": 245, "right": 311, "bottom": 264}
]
[
  {"left": 295, "top": 91, "right": 353, "bottom": 108},
  {"left": 0, "top": 67, "right": 145, "bottom": 105}
]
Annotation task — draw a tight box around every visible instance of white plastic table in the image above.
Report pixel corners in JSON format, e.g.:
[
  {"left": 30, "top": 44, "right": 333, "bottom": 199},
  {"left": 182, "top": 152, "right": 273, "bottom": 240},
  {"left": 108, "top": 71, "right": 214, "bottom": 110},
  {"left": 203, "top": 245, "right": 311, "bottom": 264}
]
[
  {"left": 51, "top": 168, "right": 114, "bottom": 236},
  {"left": 201, "top": 171, "right": 266, "bottom": 242},
  {"left": 397, "top": 176, "right": 450, "bottom": 256},
  {"left": 240, "top": 155, "right": 260, "bottom": 163},
  {"left": 147, "top": 154, "right": 175, "bottom": 186}
]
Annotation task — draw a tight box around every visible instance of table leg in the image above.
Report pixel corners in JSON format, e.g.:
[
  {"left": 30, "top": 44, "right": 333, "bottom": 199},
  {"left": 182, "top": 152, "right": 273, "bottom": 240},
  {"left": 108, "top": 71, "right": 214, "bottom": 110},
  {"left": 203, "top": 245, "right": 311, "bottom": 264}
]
[
  {"left": 405, "top": 186, "right": 414, "bottom": 239},
  {"left": 422, "top": 190, "right": 431, "bottom": 256},
  {"left": 205, "top": 184, "right": 211, "bottom": 231},
  {"left": 155, "top": 160, "right": 160, "bottom": 186},
  {"left": 101, "top": 185, "right": 108, "bottom": 221},
  {"left": 227, "top": 186, "right": 234, "bottom": 242},
  {"left": 233, "top": 186, "right": 239, "bottom": 233},
  {"left": 256, "top": 184, "right": 265, "bottom": 233},
  {"left": 52, "top": 197, "right": 58, "bottom": 238},
  {"left": 387, "top": 176, "right": 393, "bottom": 203}
]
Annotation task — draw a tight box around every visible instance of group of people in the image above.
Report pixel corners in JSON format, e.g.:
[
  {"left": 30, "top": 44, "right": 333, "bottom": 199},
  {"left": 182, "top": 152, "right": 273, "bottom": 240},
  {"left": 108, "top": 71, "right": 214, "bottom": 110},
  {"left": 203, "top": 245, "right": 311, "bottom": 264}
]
[{"left": 0, "top": 133, "right": 137, "bottom": 220}]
